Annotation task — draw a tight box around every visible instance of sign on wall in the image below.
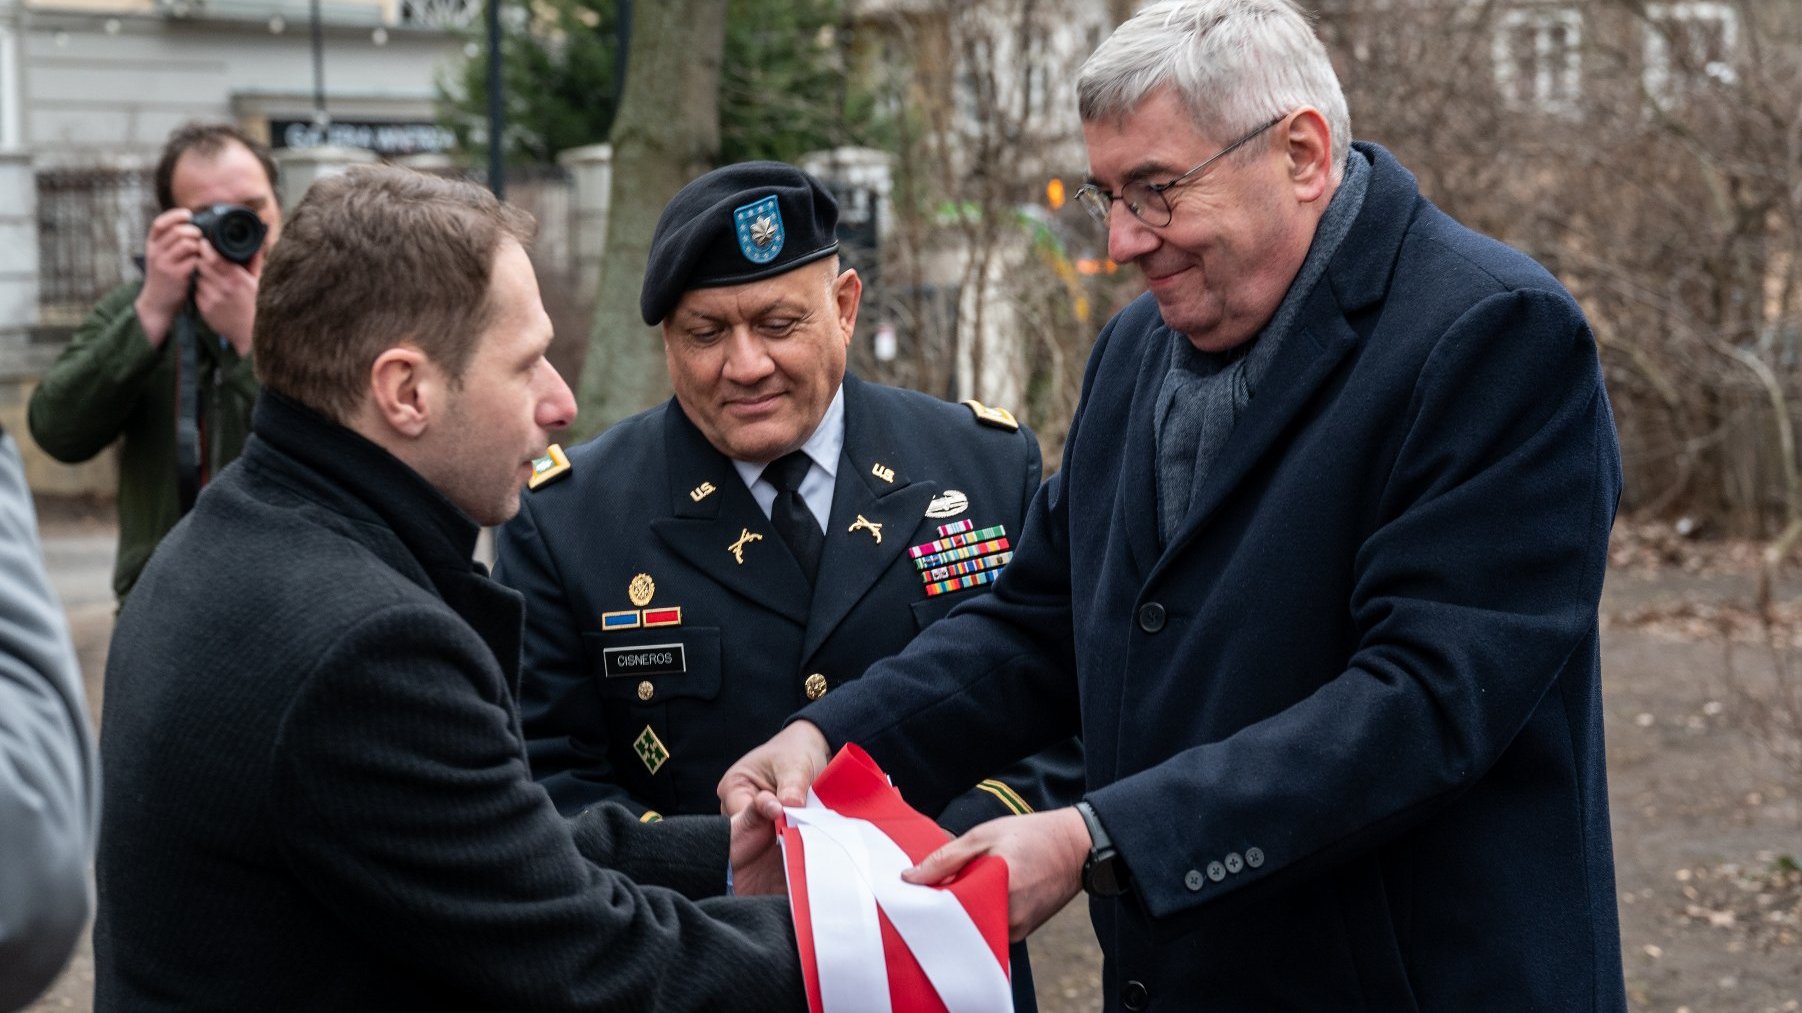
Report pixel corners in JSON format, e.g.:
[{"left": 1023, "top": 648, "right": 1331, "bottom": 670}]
[{"left": 270, "top": 119, "right": 456, "bottom": 156}]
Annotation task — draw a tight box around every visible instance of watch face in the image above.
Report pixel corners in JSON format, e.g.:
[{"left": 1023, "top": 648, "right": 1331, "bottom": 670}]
[{"left": 1084, "top": 851, "right": 1128, "bottom": 897}]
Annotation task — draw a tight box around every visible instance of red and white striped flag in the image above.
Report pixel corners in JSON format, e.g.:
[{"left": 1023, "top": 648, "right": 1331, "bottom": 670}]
[{"left": 779, "top": 744, "right": 1012, "bottom": 1013}]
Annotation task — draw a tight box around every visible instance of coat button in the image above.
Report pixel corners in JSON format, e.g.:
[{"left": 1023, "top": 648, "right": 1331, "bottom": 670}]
[
  {"left": 804, "top": 673, "right": 829, "bottom": 700},
  {"left": 637, "top": 680, "right": 654, "bottom": 702},
  {"left": 1137, "top": 602, "right": 1166, "bottom": 632},
  {"left": 1245, "top": 847, "right": 1264, "bottom": 868},
  {"left": 1121, "top": 980, "right": 1150, "bottom": 1010},
  {"left": 1206, "top": 861, "right": 1226, "bottom": 882},
  {"left": 1184, "top": 869, "right": 1204, "bottom": 891},
  {"left": 1224, "top": 852, "right": 1243, "bottom": 874}
]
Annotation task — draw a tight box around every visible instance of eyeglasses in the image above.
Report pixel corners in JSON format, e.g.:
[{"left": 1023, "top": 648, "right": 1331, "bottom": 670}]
[{"left": 1075, "top": 114, "right": 1287, "bottom": 228}]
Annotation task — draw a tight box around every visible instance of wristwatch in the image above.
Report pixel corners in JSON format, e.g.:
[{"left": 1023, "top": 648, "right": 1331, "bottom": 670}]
[{"left": 1075, "top": 800, "right": 1131, "bottom": 897}]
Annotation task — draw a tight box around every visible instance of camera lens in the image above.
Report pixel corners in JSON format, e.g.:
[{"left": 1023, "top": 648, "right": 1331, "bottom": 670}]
[{"left": 193, "top": 203, "right": 267, "bottom": 266}]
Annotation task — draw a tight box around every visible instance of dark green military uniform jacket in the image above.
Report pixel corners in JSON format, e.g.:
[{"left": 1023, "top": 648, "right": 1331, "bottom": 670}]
[
  {"left": 496, "top": 374, "right": 1083, "bottom": 831},
  {"left": 28, "top": 281, "right": 255, "bottom": 600}
]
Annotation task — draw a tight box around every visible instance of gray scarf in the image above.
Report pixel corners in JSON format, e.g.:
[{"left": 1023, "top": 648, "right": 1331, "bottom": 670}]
[{"left": 1153, "top": 148, "right": 1371, "bottom": 544}]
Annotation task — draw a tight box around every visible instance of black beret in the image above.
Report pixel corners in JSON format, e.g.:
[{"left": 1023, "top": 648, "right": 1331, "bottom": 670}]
[{"left": 640, "top": 161, "right": 841, "bottom": 325}]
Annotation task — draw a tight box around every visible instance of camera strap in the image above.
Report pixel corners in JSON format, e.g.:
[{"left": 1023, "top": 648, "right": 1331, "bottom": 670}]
[{"left": 174, "top": 306, "right": 203, "bottom": 515}]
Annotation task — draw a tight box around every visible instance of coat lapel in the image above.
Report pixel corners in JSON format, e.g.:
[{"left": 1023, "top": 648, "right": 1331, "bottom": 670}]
[
  {"left": 1152, "top": 304, "right": 1359, "bottom": 576},
  {"left": 801, "top": 376, "right": 935, "bottom": 663},
  {"left": 648, "top": 403, "right": 810, "bottom": 626}
]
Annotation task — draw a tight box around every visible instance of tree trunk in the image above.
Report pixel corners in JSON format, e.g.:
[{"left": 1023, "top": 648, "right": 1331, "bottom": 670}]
[{"left": 575, "top": 0, "right": 727, "bottom": 439}]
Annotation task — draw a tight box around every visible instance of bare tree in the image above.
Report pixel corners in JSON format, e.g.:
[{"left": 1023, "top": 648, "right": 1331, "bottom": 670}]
[{"left": 576, "top": 0, "right": 728, "bottom": 439}]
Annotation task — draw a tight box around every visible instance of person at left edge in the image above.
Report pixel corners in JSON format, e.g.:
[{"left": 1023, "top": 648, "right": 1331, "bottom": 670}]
[{"left": 494, "top": 162, "right": 1083, "bottom": 1008}]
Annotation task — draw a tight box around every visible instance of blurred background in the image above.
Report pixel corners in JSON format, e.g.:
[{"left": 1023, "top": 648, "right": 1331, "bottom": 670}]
[{"left": 2, "top": 1, "right": 1799, "bottom": 1009}]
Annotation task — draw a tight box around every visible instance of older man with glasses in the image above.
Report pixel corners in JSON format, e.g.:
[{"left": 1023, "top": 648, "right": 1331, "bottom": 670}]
[{"left": 723, "top": 1, "right": 1628, "bottom": 1010}]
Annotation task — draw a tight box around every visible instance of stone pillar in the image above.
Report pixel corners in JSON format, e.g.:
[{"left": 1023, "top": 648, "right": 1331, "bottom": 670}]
[
  {"left": 955, "top": 237, "right": 1028, "bottom": 411},
  {"left": 0, "top": 0, "right": 23, "bottom": 151},
  {"left": 271, "top": 145, "right": 379, "bottom": 211},
  {"left": 0, "top": 150, "right": 41, "bottom": 419},
  {"left": 556, "top": 143, "right": 611, "bottom": 307}
]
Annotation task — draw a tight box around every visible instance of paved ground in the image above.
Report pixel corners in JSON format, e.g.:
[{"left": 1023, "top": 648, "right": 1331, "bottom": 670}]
[{"left": 23, "top": 512, "right": 1802, "bottom": 1011}]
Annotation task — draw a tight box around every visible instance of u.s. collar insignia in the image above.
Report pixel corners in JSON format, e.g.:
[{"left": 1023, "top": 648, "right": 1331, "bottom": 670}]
[
  {"left": 734, "top": 195, "right": 784, "bottom": 264},
  {"left": 527, "top": 444, "right": 571, "bottom": 490},
  {"left": 926, "top": 490, "right": 969, "bottom": 518}
]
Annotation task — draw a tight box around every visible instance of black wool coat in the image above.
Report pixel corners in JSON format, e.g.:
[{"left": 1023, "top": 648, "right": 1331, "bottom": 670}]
[
  {"left": 95, "top": 392, "right": 805, "bottom": 1012},
  {"left": 803, "top": 144, "right": 1629, "bottom": 1012}
]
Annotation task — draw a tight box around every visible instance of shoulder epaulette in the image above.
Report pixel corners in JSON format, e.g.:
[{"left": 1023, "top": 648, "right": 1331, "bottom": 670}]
[
  {"left": 960, "top": 399, "right": 1019, "bottom": 432},
  {"left": 527, "top": 443, "right": 572, "bottom": 490}
]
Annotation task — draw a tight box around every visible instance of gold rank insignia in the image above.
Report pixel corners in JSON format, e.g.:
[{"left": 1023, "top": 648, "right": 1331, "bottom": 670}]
[
  {"left": 628, "top": 573, "right": 656, "bottom": 607},
  {"left": 690, "top": 481, "right": 717, "bottom": 502},
  {"left": 961, "top": 399, "right": 1020, "bottom": 431},
  {"left": 728, "top": 528, "right": 762, "bottom": 564},
  {"left": 849, "top": 515, "right": 883, "bottom": 543},
  {"left": 871, "top": 462, "right": 896, "bottom": 484},
  {"left": 633, "top": 725, "right": 670, "bottom": 775},
  {"left": 527, "top": 443, "right": 572, "bottom": 489}
]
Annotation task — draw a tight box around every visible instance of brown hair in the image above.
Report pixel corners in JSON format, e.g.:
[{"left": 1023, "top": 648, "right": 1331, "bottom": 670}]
[
  {"left": 252, "top": 165, "right": 536, "bottom": 422},
  {"left": 154, "top": 122, "right": 279, "bottom": 211}
]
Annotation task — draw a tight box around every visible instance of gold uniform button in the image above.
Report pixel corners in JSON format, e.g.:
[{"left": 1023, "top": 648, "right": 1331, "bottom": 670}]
[
  {"left": 637, "top": 680, "right": 654, "bottom": 701},
  {"left": 804, "top": 673, "right": 829, "bottom": 700}
]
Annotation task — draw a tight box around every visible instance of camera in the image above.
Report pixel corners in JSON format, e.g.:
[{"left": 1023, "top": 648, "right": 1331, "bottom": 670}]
[{"left": 189, "top": 203, "right": 267, "bottom": 266}]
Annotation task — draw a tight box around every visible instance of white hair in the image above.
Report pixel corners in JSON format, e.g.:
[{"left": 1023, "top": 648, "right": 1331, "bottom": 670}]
[{"left": 1077, "top": 0, "right": 1352, "bottom": 174}]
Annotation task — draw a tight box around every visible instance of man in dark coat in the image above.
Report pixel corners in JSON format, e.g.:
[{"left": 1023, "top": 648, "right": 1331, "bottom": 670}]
[
  {"left": 95, "top": 166, "right": 805, "bottom": 1011},
  {"left": 723, "top": 2, "right": 1628, "bottom": 1011},
  {"left": 496, "top": 161, "right": 1079, "bottom": 833}
]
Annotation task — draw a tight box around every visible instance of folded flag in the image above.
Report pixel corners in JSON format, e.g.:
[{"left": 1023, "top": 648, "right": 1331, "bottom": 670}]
[{"left": 779, "top": 744, "right": 1012, "bottom": 1013}]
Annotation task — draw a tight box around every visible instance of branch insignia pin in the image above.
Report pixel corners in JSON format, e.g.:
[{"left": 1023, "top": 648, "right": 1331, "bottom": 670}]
[
  {"left": 728, "top": 528, "right": 763, "bottom": 565},
  {"left": 849, "top": 515, "right": 883, "bottom": 544},
  {"left": 854, "top": 511, "right": 890, "bottom": 544}
]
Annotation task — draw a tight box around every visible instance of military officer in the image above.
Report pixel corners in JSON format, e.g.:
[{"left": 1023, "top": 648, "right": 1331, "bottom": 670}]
[
  {"left": 497, "top": 162, "right": 1079, "bottom": 1009},
  {"left": 495, "top": 161, "right": 1081, "bottom": 840}
]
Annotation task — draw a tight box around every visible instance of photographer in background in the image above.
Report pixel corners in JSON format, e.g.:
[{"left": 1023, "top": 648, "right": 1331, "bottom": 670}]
[{"left": 30, "top": 122, "right": 280, "bottom": 603}]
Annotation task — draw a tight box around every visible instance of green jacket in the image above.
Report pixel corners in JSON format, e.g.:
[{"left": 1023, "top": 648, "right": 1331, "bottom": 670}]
[{"left": 28, "top": 281, "right": 257, "bottom": 601}]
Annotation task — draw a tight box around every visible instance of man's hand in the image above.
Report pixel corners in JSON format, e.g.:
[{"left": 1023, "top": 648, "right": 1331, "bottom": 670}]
[
  {"left": 902, "top": 807, "right": 1090, "bottom": 942},
  {"left": 191, "top": 240, "right": 260, "bottom": 356},
  {"left": 134, "top": 208, "right": 204, "bottom": 348},
  {"left": 718, "top": 720, "right": 830, "bottom": 821},
  {"left": 728, "top": 805, "right": 788, "bottom": 897}
]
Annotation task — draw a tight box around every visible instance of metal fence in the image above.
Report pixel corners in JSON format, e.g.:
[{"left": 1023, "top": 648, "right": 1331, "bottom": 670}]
[{"left": 36, "top": 167, "right": 158, "bottom": 327}]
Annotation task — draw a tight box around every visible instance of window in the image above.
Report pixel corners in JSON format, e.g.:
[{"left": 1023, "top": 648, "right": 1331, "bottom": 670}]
[
  {"left": 1644, "top": 2, "right": 1739, "bottom": 104},
  {"left": 400, "top": 0, "right": 478, "bottom": 30},
  {"left": 1493, "top": 7, "right": 1583, "bottom": 113}
]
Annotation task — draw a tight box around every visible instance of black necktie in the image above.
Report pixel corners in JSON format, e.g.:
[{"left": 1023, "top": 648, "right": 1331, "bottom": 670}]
[{"left": 764, "top": 450, "right": 823, "bottom": 582}]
